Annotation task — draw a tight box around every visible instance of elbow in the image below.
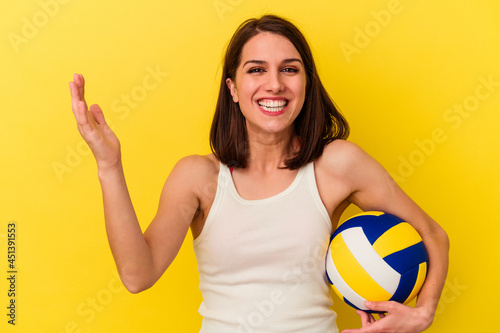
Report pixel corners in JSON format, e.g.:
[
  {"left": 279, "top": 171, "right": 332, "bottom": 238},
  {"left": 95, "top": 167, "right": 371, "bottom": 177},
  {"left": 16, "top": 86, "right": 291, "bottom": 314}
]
[
  {"left": 126, "top": 287, "right": 147, "bottom": 295},
  {"left": 124, "top": 282, "right": 149, "bottom": 294},
  {"left": 119, "top": 272, "right": 155, "bottom": 294},
  {"left": 436, "top": 224, "right": 450, "bottom": 252},
  {"left": 426, "top": 222, "right": 450, "bottom": 262}
]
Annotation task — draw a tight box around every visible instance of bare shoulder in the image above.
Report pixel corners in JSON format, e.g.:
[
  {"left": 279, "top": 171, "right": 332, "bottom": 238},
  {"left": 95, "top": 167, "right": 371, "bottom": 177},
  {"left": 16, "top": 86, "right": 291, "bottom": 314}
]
[
  {"left": 168, "top": 153, "right": 220, "bottom": 191},
  {"left": 316, "top": 139, "right": 370, "bottom": 176},
  {"left": 157, "top": 153, "right": 219, "bottom": 218},
  {"left": 315, "top": 139, "right": 389, "bottom": 200},
  {"left": 173, "top": 153, "right": 219, "bottom": 175},
  {"left": 312, "top": 140, "right": 370, "bottom": 220}
]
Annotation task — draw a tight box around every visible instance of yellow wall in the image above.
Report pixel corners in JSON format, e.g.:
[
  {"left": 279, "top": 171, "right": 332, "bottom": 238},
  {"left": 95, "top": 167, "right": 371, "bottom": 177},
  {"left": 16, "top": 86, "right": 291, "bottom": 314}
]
[{"left": 1, "top": 0, "right": 498, "bottom": 332}]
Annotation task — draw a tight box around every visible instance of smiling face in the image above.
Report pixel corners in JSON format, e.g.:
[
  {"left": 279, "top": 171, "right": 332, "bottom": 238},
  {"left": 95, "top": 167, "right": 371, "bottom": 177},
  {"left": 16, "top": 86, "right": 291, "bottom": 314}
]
[{"left": 226, "top": 32, "right": 307, "bottom": 139}]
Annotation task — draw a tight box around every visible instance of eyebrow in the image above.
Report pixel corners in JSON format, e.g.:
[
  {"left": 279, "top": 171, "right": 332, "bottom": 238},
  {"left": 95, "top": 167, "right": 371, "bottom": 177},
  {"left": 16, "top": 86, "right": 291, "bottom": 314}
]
[{"left": 242, "top": 58, "right": 303, "bottom": 67}]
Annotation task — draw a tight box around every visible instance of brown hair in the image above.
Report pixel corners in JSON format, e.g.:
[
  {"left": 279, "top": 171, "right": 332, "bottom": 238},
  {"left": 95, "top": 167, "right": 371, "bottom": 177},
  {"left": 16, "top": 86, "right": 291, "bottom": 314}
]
[{"left": 210, "top": 14, "right": 349, "bottom": 169}]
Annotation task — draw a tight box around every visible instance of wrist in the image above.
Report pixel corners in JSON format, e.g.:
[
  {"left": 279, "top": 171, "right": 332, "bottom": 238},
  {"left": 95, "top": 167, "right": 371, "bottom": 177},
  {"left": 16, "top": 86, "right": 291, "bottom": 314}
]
[
  {"left": 97, "top": 162, "right": 124, "bottom": 181},
  {"left": 414, "top": 302, "right": 435, "bottom": 330}
]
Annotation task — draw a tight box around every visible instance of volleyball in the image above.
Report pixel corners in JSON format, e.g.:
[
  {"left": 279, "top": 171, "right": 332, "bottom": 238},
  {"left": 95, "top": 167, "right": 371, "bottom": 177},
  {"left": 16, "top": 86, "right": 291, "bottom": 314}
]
[{"left": 325, "top": 211, "right": 428, "bottom": 312}]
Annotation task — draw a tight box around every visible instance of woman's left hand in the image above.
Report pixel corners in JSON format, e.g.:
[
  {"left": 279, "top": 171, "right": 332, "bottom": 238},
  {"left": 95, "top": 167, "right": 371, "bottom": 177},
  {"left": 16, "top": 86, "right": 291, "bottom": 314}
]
[{"left": 342, "top": 301, "right": 433, "bottom": 333}]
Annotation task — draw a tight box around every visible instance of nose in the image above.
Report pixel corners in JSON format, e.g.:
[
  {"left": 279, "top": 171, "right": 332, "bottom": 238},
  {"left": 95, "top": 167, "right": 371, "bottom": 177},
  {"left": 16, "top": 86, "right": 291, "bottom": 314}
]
[{"left": 264, "top": 71, "right": 284, "bottom": 93}]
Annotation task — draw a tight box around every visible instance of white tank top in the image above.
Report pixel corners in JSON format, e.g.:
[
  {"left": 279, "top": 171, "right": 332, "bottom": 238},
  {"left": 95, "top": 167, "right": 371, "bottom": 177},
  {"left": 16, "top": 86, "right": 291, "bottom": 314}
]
[{"left": 193, "top": 162, "right": 338, "bottom": 333}]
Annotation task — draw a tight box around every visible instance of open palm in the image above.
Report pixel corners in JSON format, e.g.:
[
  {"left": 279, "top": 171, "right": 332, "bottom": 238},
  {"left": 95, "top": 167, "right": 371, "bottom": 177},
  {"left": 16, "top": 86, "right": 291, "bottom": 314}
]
[{"left": 69, "top": 74, "right": 121, "bottom": 171}]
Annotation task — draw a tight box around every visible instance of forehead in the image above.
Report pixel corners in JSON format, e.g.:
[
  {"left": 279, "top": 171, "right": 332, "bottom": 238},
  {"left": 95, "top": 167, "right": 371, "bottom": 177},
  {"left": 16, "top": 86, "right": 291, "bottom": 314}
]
[{"left": 240, "top": 32, "right": 302, "bottom": 64}]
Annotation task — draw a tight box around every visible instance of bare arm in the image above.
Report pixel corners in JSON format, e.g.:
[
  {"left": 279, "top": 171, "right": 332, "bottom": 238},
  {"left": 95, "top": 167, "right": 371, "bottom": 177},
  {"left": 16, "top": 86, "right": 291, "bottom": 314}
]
[
  {"left": 69, "top": 74, "right": 200, "bottom": 293},
  {"left": 325, "top": 141, "right": 449, "bottom": 333}
]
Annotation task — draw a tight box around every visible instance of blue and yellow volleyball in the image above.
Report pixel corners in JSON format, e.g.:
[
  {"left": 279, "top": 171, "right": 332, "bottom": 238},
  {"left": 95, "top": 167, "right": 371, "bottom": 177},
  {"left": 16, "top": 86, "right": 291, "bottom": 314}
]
[{"left": 325, "top": 211, "right": 428, "bottom": 311}]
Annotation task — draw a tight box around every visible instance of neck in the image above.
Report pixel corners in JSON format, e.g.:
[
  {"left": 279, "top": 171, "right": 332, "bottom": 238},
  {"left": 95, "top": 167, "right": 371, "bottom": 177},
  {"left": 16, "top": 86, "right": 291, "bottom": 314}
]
[{"left": 245, "top": 127, "right": 298, "bottom": 172}]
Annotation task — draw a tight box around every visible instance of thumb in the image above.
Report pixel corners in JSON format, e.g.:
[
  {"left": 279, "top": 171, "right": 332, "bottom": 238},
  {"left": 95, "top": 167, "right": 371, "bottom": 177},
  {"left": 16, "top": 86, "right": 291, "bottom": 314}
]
[{"left": 89, "top": 104, "right": 106, "bottom": 125}]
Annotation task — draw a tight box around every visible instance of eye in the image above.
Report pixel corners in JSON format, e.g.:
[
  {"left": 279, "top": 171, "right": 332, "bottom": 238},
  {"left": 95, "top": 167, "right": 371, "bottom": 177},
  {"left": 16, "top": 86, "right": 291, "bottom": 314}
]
[
  {"left": 247, "top": 68, "right": 265, "bottom": 74},
  {"left": 282, "top": 67, "right": 299, "bottom": 73}
]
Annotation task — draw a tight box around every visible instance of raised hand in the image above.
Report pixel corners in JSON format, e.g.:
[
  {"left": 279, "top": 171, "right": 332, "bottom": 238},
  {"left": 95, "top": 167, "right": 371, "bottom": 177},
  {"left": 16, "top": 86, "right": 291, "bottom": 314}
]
[{"left": 69, "top": 74, "right": 121, "bottom": 171}]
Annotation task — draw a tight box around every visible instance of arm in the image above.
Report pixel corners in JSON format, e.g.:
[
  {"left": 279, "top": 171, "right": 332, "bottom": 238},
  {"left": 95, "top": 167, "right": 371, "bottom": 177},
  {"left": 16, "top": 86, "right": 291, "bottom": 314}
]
[
  {"left": 326, "top": 141, "right": 449, "bottom": 333},
  {"left": 69, "top": 74, "right": 200, "bottom": 293},
  {"left": 99, "top": 157, "right": 203, "bottom": 293}
]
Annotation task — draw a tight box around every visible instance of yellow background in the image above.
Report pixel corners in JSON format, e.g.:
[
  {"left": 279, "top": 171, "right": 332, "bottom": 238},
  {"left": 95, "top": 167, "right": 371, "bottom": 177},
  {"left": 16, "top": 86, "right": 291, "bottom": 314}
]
[{"left": 1, "top": 0, "right": 498, "bottom": 332}]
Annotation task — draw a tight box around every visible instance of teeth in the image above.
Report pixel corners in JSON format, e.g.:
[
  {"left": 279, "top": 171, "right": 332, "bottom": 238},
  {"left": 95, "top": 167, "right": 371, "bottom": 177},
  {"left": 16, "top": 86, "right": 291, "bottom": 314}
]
[
  {"left": 258, "top": 99, "right": 288, "bottom": 112},
  {"left": 258, "top": 99, "right": 287, "bottom": 107}
]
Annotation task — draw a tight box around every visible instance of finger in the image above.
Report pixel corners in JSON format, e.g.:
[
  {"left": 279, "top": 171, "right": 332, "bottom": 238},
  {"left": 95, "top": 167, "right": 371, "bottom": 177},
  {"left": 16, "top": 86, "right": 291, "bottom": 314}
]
[
  {"left": 355, "top": 310, "right": 376, "bottom": 330},
  {"left": 74, "top": 100, "right": 92, "bottom": 128},
  {"left": 366, "top": 312, "right": 376, "bottom": 324},
  {"left": 70, "top": 75, "right": 89, "bottom": 121},
  {"left": 89, "top": 104, "right": 106, "bottom": 125},
  {"left": 75, "top": 101, "right": 101, "bottom": 140},
  {"left": 70, "top": 74, "right": 81, "bottom": 100},
  {"left": 356, "top": 310, "right": 369, "bottom": 326},
  {"left": 69, "top": 81, "right": 84, "bottom": 117},
  {"left": 73, "top": 73, "right": 85, "bottom": 99},
  {"left": 364, "top": 301, "right": 393, "bottom": 313},
  {"left": 69, "top": 74, "right": 85, "bottom": 103},
  {"left": 78, "top": 74, "right": 85, "bottom": 99},
  {"left": 71, "top": 89, "right": 87, "bottom": 121}
]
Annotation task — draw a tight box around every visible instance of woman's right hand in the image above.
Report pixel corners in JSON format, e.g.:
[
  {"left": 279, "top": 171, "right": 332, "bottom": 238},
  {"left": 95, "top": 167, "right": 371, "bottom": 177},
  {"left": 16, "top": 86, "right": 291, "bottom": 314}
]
[{"left": 69, "top": 74, "right": 121, "bottom": 171}]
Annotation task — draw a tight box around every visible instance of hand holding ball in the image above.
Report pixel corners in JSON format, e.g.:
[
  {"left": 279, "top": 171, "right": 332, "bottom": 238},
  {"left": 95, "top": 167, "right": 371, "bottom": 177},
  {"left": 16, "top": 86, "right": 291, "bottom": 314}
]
[{"left": 326, "top": 211, "right": 428, "bottom": 312}]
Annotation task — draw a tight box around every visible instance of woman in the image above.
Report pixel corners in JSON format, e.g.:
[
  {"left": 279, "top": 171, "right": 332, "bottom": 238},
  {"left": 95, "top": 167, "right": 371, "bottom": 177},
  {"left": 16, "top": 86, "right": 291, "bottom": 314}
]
[{"left": 69, "top": 15, "right": 449, "bottom": 333}]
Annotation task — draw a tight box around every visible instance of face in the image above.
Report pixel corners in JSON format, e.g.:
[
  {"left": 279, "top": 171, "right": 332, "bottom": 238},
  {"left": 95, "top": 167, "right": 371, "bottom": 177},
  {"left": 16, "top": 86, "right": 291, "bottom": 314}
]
[{"left": 226, "top": 32, "right": 306, "bottom": 138}]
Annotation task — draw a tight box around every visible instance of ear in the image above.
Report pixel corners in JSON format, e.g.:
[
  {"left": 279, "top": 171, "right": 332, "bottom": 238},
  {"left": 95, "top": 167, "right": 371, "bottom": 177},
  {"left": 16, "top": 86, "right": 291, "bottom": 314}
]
[{"left": 226, "top": 78, "right": 239, "bottom": 103}]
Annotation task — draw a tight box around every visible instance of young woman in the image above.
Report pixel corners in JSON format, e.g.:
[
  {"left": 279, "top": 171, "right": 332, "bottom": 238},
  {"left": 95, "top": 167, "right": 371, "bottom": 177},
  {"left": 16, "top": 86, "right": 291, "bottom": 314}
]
[{"left": 69, "top": 15, "right": 449, "bottom": 333}]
